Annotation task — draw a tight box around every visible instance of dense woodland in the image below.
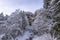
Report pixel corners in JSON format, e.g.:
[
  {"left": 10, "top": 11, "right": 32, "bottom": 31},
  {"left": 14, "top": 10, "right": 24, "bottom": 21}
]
[{"left": 0, "top": 0, "right": 60, "bottom": 40}]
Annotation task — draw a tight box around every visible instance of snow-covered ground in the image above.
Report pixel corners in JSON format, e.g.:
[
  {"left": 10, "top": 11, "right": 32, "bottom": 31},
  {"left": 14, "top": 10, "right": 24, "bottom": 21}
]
[
  {"left": 33, "top": 34, "right": 52, "bottom": 40},
  {"left": 0, "top": 34, "right": 5, "bottom": 40},
  {"left": 0, "top": 32, "right": 57, "bottom": 40},
  {"left": 15, "top": 31, "right": 32, "bottom": 40},
  {"left": 15, "top": 31, "right": 57, "bottom": 40}
]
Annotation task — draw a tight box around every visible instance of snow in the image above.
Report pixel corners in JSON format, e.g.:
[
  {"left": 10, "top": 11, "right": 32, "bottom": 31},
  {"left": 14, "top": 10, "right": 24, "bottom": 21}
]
[
  {"left": 0, "top": 33, "right": 57, "bottom": 40},
  {"left": 0, "top": 0, "right": 60, "bottom": 40},
  {"left": 0, "top": 34, "right": 5, "bottom": 40},
  {"left": 15, "top": 31, "right": 56, "bottom": 40},
  {"left": 15, "top": 31, "right": 32, "bottom": 40},
  {"left": 33, "top": 34, "right": 52, "bottom": 40}
]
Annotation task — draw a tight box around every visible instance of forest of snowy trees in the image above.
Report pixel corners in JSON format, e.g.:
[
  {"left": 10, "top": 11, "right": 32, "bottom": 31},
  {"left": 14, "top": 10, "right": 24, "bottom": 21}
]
[{"left": 0, "top": 0, "right": 60, "bottom": 40}]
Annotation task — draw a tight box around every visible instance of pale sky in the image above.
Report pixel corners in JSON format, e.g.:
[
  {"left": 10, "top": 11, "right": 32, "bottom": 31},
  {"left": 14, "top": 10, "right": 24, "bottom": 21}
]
[{"left": 0, "top": 0, "right": 43, "bottom": 15}]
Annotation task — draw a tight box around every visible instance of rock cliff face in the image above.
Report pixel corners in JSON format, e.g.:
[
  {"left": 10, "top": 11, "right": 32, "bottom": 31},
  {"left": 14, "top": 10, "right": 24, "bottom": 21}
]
[{"left": 0, "top": 0, "right": 60, "bottom": 40}]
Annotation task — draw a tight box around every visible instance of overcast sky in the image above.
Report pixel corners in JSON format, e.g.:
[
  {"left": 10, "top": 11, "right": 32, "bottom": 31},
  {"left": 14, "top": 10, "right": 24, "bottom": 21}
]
[{"left": 0, "top": 0, "right": 43, "bottom": 15}]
